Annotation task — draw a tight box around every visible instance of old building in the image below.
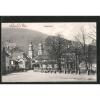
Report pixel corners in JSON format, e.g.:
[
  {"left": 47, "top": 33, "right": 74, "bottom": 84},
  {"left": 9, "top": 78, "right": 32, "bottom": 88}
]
[
  {"left": 88, "top": 43, "right": 96, "bottom": 72},
  {"left": 17, "top": 52, "right": 31, "bottom": 71},
  {"left": 1, "top": 43, "right": 12, "bottom": 74},
  {"left": 1, "top": 46, "right": 7, "bottom": 74}
]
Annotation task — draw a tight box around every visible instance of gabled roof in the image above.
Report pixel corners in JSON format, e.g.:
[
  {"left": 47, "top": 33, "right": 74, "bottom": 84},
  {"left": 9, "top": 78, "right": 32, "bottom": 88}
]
[
  {"left": 18, "top": 57, "right": 27, "bottom": 61},
  {"left": 11, "top": 52, "right": 20, "bottom": 60},
  {"left": 11, "top": 51, "right": 28, "bottom": 61}
]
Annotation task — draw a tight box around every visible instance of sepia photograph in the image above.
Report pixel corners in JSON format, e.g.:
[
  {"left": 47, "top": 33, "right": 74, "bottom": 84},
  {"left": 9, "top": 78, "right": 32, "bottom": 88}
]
[{"left": 1, "top": 22, "right": 97, "bottom": 83}]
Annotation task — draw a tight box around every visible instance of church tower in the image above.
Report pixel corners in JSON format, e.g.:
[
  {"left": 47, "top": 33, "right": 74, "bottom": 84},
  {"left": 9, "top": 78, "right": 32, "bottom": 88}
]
[
  {"left": 28, "top": 42, "right": 34, "bottom": 59},
  {"left": 38, "top": 43, "right": 44, "bottom": 56}
]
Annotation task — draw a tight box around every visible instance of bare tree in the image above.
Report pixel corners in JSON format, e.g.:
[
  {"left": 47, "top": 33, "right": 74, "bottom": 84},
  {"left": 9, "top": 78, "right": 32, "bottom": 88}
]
[
  {"left": 71, "top": 41, "right": 81, "bottom": 74},
  {"left": 88, "top": 25, "right": 96, "bottom": 41},
  {"left": 74, "top": 27, "right": 89, "bottom": 74}
]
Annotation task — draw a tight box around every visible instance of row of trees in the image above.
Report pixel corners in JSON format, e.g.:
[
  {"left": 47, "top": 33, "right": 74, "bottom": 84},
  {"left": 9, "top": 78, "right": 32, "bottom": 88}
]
[
  {"left": 44, "top": 26, "right": 96, "bottom": 74},
  {"left": 45, "top": 34, "right": 69, "bottom": 72}
]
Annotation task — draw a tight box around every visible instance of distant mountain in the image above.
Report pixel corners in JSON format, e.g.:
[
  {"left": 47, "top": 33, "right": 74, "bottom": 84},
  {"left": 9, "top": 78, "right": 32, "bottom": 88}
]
[{"left": 2, "top": 28, "right": 48, "bottom": 55}]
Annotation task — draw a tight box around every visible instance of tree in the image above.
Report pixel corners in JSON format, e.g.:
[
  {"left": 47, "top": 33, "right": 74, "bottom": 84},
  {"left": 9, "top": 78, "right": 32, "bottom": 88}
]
[
  {"left": 45, "top": 34, "right": 68, "bottom": 72},
  {"left": 71, "top": 41, "right": 81, "bottom": 74},
  {"left": 88, "top": 25, "right": 96, "bottom": 41},
  {"left": 74, "top": 27, "right": 89, "bottom": 74}
]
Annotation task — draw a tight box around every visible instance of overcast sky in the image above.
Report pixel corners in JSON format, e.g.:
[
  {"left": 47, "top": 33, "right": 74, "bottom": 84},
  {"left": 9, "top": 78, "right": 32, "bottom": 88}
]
[{"left": 2, "top": 22, "right": 96, "bottom": 44}]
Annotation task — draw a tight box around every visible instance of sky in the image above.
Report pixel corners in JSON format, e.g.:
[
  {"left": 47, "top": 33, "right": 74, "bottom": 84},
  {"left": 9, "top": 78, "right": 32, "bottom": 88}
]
[{"left": 2, "top": 22, "right": 96, "bottom": 44}]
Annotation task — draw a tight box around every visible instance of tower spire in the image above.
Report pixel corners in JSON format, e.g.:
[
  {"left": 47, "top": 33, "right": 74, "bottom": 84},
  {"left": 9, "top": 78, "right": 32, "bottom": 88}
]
[
  {"left": 38, "top": 43, "right": 44, "bottom": 56},
  {"left": 28, "top": 42, "right": 34, "bottom": 59}
]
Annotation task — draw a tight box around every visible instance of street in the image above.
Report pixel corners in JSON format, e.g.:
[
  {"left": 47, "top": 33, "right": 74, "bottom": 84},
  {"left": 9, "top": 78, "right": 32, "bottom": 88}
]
[{"left": 2, "top": 70, "right": 96, "bottom": 82}]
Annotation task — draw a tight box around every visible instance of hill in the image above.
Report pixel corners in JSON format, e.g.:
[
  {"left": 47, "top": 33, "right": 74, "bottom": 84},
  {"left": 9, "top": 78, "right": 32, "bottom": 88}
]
[{"left": 2, "top": 28, "right": 48, "bottom": 55}]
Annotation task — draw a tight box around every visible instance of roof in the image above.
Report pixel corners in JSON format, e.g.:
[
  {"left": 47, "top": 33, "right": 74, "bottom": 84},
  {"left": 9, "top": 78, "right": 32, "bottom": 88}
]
[
  {"left": 11, "top": 52, "right": 20, "bottom": 60},
  {"left": 62, "top": 53, "right": 75, "bottom": 58},
  {"left": 5, "top": 42, "right": 16, "bottom": 47},
  {"left": 4, "top": 47, "right": 12, "bottom": 57},
  {"left": 35, "top": 54, "right": 50, "bottom": 60},
  {"left": 11, "top": 51, "right": 27, "bottom": 60},
  {"left": 35, "top": 60, "right": 57, "bottom": 64},
  {"left": 18, "top": 57, "right": 27, "bottom": 62}
]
